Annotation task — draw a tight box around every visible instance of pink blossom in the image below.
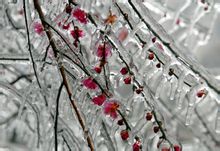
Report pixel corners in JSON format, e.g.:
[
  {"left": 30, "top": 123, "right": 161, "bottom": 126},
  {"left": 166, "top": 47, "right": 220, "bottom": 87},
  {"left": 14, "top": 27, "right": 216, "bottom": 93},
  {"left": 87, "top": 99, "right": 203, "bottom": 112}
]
[
  {"left": 58, "top": 21, "right": 71, "bottom": 30},
  {"left": 33, "top": 22, "right": 44, "bottom": 35},
  {"left": 92, "top": 94, "right": 106, "bottom": 106},
  {"left": 62, "top": 23, "right": 70, "bottom": 30},
  {"left": 120, "top": 130, "right": 129, "bottom": 140},
  {"left": 120, "top": 67, "right": 128, "bottom": 75},
  {"left": 70, "top": 27, "right": 84, "bottom": 39},
  {"left": 152, "top": 37, "right": 156, "bottom": 43},
  {"left": 96, "top": 44, "right": 112, "bottom": 58},
  {"left": 124, "top": 76, "right": 132, "bottom": 84},
  {"left": 65, "top": 5, "right": 72, "bottom": 14},
  {"left": 118, "top": 27, "right": 128, "bottom": 42},
  {"left": 94, "top": 66, "right": 102, "bottom": 74},
  {"left": 133, "top": 141, "right": 141, "bottom": 151},
  {"left": 82, "top": 77, "right": 97, "bottom": 90},
  {"left": 73, "top": 8, "right": 88, "bottom": 24},
  {"left": 103, "top": 101, "right": 119, "bottom": 119}
]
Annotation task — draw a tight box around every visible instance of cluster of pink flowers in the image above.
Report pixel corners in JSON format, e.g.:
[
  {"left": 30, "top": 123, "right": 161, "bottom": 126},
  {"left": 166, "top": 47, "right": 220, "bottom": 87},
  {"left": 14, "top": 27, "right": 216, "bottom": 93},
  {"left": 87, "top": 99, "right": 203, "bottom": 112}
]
[
  {"left": 93, "top": 43, "right": 112, "bottom": 74},
  {"left": 33, "top": 22, "right": 44, "bottom": 35},
  {"left": 73, "top": 8, "right": 88, "bottom": 24},
  {"left": 82, "top": 77, "right": 120, "bottom": 119},
  {"left": 120, "top": 67, "right": 132, "bottom": 84},
  {"left": 96, "top": 44, "right": 112, "bottom": 58}
]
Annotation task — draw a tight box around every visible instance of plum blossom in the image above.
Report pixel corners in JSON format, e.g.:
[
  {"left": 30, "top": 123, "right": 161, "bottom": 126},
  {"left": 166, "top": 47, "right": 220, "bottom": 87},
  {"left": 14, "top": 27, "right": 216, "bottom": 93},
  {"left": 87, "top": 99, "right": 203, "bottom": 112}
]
[
  {"left": 73, "top": 8, "right": 88, "bottom": 24},
  {"left": 120, "top": 67, "right": 128, "bottom": 75},
  {"left": 96, "top": 44, "right": 112, "bottom": 58},
  {"left": 103, "top": 100, "right": 119, "bottom": 119},
  {"left": 33, "top": 22, "right": 44, "bottom": 35},
  {"left": 70, "top": 27, "right": 84, "bottom": 47},
  {"left": 92, "top": 94, "right": 106, "bottom": 106},
  {"left": 133, "top": 141, "right": 141, "bottom": 151},
  {"left": 94, "top": 66, "right": 102, "bottom": 74},
  {"left": 124, "top": 76, "right": 132, "bottom": 84},
  {"left": 70, "top": 27, "right": 84, "bottom": 39},
  {"left": 120, "top": 130, "right": 129, "bottom": 140},
  {"left": 82, "top": 77, "right": 97, "bottom": 90}
]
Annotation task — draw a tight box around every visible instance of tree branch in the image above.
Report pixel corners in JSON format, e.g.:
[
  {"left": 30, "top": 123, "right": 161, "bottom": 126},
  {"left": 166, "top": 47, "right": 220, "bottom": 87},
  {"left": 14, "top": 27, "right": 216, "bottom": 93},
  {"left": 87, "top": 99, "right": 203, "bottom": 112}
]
[{"left": 32, "top": 0, "right": 94, "bottom": 150}]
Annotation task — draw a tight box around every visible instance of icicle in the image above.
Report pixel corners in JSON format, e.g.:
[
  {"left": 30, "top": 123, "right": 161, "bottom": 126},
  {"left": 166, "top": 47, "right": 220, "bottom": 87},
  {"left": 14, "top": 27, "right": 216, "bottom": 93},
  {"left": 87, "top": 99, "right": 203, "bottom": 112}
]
[
  {"left": 169, "top": 77, "right": 177, "bottom": 101},
  {"left": 185, "top": 83, "right": 203, "bottom": 125},
  {"left": 175, "top": 72, "right": 189, "bottom": 109},
  {"left": 215, "top": 106, "right": 220, "bottom": 134},
  {"left": 185, "top": 103, "right": 194, "bottom": 126},
  {"left": 155, "top": 75, "right": 166, "bottom": 100},
  {"left": 176, "top": 89, "right": 188, "bottom": 110}
]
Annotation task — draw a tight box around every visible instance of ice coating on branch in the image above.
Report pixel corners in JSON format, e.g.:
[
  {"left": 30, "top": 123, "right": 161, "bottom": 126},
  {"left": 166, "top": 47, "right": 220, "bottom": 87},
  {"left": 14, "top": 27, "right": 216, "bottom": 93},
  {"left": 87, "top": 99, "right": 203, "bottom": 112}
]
[
  {"left": 155, "top": 75, "right": 167, "bottom": 100},
  {"left": 2, "top": 0, "right": 220, "bottom": 150},
  {"left": 132, "top": 0, "right": 174, "bottom": 44},
  {"left": 185, "top": 83, "right": 203, "bottom": 125},
  {"left": 169, "top": 78, "right": 178, "bottom": 101},
  {"left": 215, "top": 107, "right": 220, "bottom": 133}
]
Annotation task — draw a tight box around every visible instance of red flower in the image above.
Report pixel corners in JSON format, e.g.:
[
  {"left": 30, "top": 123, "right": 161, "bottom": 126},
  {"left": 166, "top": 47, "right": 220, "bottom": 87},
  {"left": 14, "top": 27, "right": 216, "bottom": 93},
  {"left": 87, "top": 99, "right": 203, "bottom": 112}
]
[
  {"left": 92, "top": 94, "right": 106, "bottom": 106},
  {"left": 103, "top": 101, "right": 119, "bottom": 119},
  {"left": 124, "top": 76, "right": 131, "bottom": 84},
  {"left": 82, "top": 77, "right": 97, "bottom": 90},
  {"left": 117, "top": 119, "right": 124, "bottom": 126},
  {"left": 174, "top": 145, "right": 181, "bottom": 151},
  {"left": 62, "top": 23, "right": 70, "bottom": 30},
  {"left": 133, "top": 141, "right": 141, "bottom": 151},
  {"left": 120, "top": 130, "right": 129, "bottom": 140},
  {"left": 94, "top": 66, "right": 102, "bottom": 74},
  {"left": 65, "top": 5, "right": 72, "bottom": 14},
  {"left": 73, "top": 8, "right": 88, "bottom": 24},
  {"left": 148, "top": 52, "right": 154, "bottom": 60},
  {"left": 33, "top": 22, "right": 44, "bottom": 35},
  {"left": 176, "top": 18, "right": 180, "bottom": 25},
  {"left": 146, "top": 112, "right": 152, "bottom": 121},
  {"left": 152, "top": 37, "right": 156, "bottom": 43},
  {"left": 120, "top": 67, "right": 128, "bottom": 75},
  {"left": 153, "top": 126, "right": 160, "bottom": 133},
  {"left": 70, "top": 27, "right": 84, "bottom": 39},
  {"left": 197, "top": 89, "right": 206, "bottom": 98},
  {"left": 96, "top": 44, "right": 112, "bottom": 58},
  {"left": 156, "top": 63, "right": 161, "bottom": 68}
]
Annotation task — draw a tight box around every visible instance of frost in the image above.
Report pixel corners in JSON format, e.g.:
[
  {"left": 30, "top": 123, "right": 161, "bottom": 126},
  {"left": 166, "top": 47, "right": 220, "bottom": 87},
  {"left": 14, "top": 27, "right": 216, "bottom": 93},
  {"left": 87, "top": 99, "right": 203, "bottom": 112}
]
[{"left": 0, "top": 0, "right": 220, "bottom": 151}]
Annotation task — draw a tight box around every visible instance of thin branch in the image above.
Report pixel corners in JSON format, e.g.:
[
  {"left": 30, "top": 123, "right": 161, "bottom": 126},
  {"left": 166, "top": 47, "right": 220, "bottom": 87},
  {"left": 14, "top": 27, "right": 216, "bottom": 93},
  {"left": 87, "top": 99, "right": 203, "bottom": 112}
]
[
  {"left": 33, "top": 1, "right": 94, "bottom": 150},
  {"left": 10, "top": 74, "right": 33, "bottom": 85},
  {"left": 23, "top": 0, "right": 48, "bottom": 106},
  {"left": 42, "top": 20, "right": 108, "bottom": 96},
  {"left": 102, "top": 31, "right": 172, "bottom": 145},
  {"left": 62, "top": 135, "right": 71, "bottom": 151},
  {"left": 117, "top": 110, "right": 131, "bottom": 130},
  {"left": 127, "top": 0, "right": 220, "bottom": 94},
  {"left": 54, "top": 82, "right": 64, "bottom": 151}
]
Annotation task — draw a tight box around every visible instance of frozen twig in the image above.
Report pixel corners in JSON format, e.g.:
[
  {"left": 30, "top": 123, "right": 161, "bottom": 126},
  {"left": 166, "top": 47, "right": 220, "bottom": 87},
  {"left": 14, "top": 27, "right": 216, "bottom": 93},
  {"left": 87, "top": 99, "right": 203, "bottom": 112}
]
[
  {"left": 32, "top": 0, "right": 95, "bottom": 150},
  {"left": 23, "top": 0, "right": 48, "bottom": 106},
  {"left": 54, "top": 82, "right": 64, "bottom": 151}
]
